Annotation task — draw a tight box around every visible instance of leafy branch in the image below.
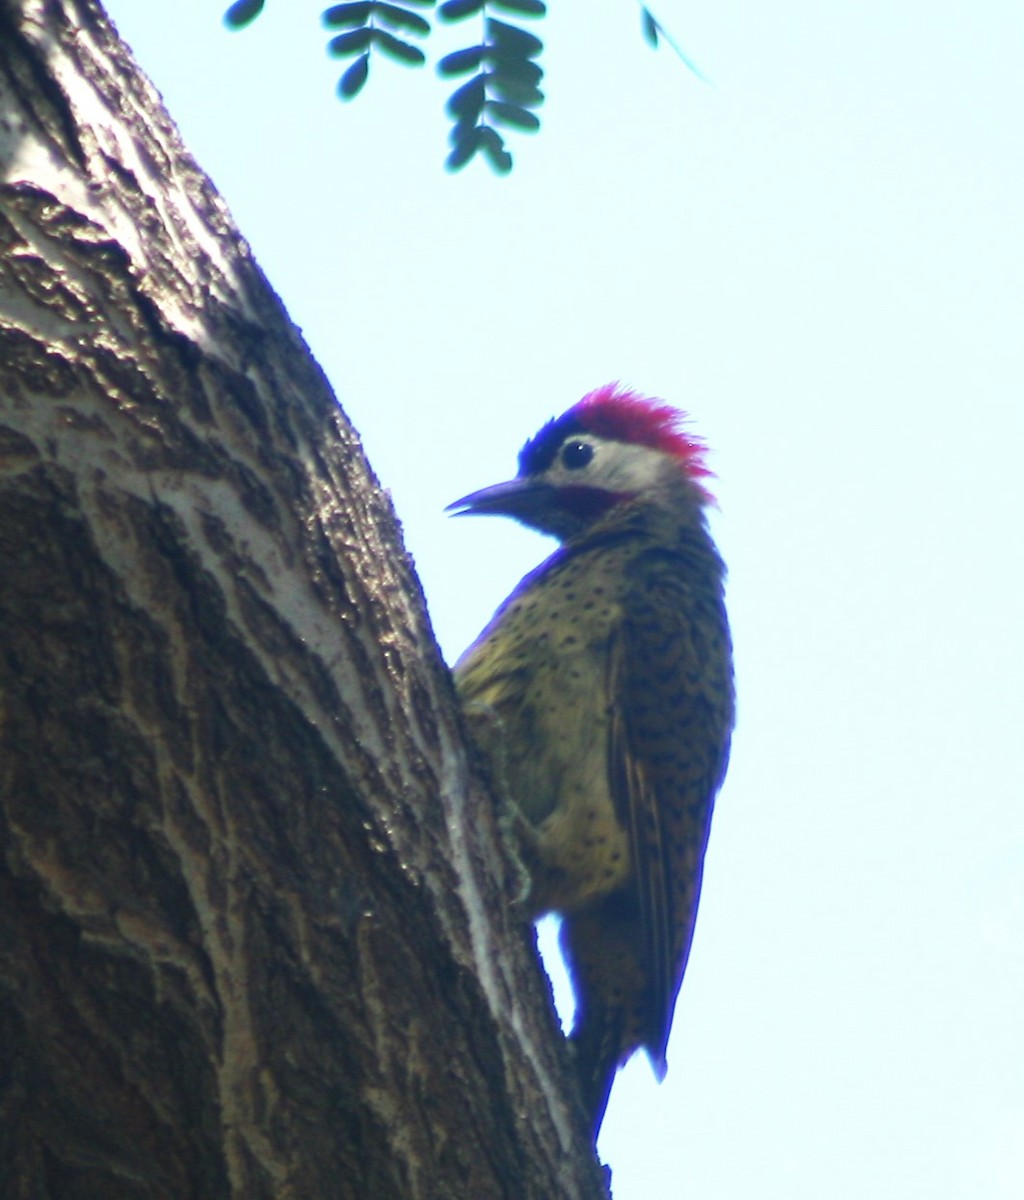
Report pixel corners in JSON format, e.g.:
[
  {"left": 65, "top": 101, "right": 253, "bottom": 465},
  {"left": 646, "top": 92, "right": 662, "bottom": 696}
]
[
  {"left": 438, "top": 1, "right": 544, "bottom": 174},
  {"left": 223, "top": 2, "right": 695, "bottom": 173},
  {"left": 324, "top": 0, "right": 435, "bottom": 100}
]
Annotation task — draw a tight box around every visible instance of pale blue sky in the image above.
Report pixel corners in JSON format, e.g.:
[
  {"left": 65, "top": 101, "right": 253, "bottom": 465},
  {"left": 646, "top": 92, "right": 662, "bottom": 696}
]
[{"left": 104, "top": 2, "right": 1024, "bottom": 1195}]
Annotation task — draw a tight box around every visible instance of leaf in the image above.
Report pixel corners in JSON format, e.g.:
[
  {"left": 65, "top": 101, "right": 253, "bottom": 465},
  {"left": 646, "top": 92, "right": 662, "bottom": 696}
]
[
  {"left": 224, "top": 0, "right": 264, "bottom": 29},
  {"left": 637, "top": 8, "right": 709, "bottom": 81},
  {"left": 446, "top": 130, "right": 479, "bottom": 171},
  {"left": 370, "top": 28, "right": 427, "bottom": 64},
  {"left": 486, "top": 17, "right": 542, "bottom": 58},
  {"left": 373, "top": 2, "right": 431, "bottom": 36},
  {"left": 487, "top": 74, "right": 543, "bottom": 108},
  {"left": 438, "top": 0, "right": 486, "bottom": 20},
  {"left": 446, "top": 123, "right": 512, "bottom": 172},
  {"left": 328, "top": 27, "right": 374, "bottom": 55},
  {"left": 446, "top": 74, "right": 486, "bottom": 121},
  {"left": 338, "top": 52, "right": 370, "bottom": 97},
  {"left": 640, "top": 7, "right": 660, "bottom": 49},
  {"left": 477, "top": 126, "right": 513, "bottom": 173},
  {"left": 437, "top": 45, "right": 486, "bottom": 77},
  {"left": 322, "top": 2, "right": 371, "bottom": 28},
  {"left": 484, "top": 53, "right": 542, "bottom": 86},
  {"left": 484, "top": 99, "right": 540, "bottom": 131},
  {"left": 491, "top": 0, "right": 545, "bottom": 13}
]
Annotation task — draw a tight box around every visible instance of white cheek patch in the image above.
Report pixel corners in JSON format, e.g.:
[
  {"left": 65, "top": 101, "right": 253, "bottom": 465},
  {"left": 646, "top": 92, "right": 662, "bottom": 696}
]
[{"left": 548, "top": 440, "right": 668, "bottom": 493}]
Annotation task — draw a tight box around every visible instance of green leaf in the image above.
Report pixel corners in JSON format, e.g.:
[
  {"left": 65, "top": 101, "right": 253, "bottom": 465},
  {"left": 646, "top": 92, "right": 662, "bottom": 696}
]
[
  {"left": 224, "top": 0, "right": 264, "bottom": 29},
  {"left": 328, "top": 27, "right": 373, "bottom": 55},
  {"left": 491, "top": 0, "right": 545, "bottom": 14},
  {"left": 640, "top": 7, "right": 659, "bottom": 48},
  {"left": 446, "top": 74, "right": 486, "bottom": 121},
  {"left": 477, "top": 126, "right": 513, "bottom": 173},
  {"left": 438, "top": 0, "right": 485, "bottom": 19},
  {"left": 323, "top": 2, "right": 371, "bottom": 28},
  {"left": 484, "top": 99, "right": 540, "bottom": 131},
  {"left": 448, "top": 113, "right": 479, "bottom": 147},
  {"left": 370, "top": 28, "right": 427, "bottom": 64},
  {"left": 485, "top": 52, "right": 542, "bottom": 85},
  {"left": 338, "top": 52, "right": 370, "bottom": 97},
  {"left": 446, "top": 130, "right": 479, "bottom": 171},
  {"left": 488, "top": 74, "right": 543, "bottom": 108},
  {"left": 373, "top": 2, "right": 431, "bottom": 36},
  {"left": 446, "top": 122, "right": 512, "bottom": 173},
  {"left": 486, "top": 17, "right": 542, "bottom": 58},
  {"left": 438, "top": 45, "right": 486, "bottom": 76}
]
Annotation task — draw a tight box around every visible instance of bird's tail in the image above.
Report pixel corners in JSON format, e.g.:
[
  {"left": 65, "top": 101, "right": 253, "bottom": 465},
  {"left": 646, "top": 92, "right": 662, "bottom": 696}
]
[
  {"left": 560, "top": 900, "right": 643, "bottom": 1139},
  {"left": 568, "top": 1011, "right": 623, "bottom": 1140}
]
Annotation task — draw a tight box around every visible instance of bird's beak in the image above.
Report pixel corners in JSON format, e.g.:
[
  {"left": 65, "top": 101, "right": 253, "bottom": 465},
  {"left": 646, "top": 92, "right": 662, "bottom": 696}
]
[{"left": 446, "top": 477, "right": 554, "bottom": 521}]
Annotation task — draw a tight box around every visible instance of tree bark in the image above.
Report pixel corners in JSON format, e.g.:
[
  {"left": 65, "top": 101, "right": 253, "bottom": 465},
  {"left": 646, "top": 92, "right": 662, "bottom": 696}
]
[{"left": 0, "top": 2, "right": 607, "bottom": 1196}]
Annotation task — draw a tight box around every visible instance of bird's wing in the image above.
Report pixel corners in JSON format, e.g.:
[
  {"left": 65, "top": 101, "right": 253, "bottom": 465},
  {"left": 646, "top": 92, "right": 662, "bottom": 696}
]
[{"left": 608, "top": 549, "right": 732, "bottom": 1073}]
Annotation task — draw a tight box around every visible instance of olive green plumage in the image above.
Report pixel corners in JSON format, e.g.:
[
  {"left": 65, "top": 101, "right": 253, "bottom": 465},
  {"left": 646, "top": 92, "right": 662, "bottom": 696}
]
[{"left": 451, "top": 385, "right": 734, "bottom": 1137}]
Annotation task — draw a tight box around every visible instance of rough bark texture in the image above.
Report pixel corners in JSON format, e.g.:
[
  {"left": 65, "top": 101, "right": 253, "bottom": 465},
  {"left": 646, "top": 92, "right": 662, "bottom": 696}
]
[{"left": 0, "top": 2, "right": 608, "bottom": 1196}]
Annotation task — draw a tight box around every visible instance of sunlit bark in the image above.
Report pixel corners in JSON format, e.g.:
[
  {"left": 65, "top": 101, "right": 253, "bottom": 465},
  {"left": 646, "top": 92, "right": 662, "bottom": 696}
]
[{"left": 0, "top": 2, "right": 605, "bottom": 1195}]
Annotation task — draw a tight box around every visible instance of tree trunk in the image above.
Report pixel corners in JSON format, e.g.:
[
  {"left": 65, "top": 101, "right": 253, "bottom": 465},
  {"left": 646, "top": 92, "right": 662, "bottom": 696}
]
[{"left": 0, "top": 2, "right": 606, "bottom": 1196}]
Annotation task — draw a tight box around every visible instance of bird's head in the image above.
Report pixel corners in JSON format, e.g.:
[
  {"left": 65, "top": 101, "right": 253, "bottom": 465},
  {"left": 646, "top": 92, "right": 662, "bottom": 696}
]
[{"left": 447, "top": 383, "right": 715, "bottom": 540}]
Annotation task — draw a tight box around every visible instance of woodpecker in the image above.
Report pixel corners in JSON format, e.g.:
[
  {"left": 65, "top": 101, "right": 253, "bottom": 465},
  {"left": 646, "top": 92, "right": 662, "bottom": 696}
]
[{"left": 449, "top": 383, "right": 734, "bottom": 1138}]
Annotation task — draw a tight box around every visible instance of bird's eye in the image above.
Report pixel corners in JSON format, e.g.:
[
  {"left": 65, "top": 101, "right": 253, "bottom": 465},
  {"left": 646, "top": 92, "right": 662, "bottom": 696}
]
[{"left": 561, "top": 440, "right": 594, "bottom": 470}]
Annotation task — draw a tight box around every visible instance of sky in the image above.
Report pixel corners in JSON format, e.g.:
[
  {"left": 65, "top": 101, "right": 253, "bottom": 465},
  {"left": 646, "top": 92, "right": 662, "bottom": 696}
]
[{"left": 102, "top": 2, "right": 1024, "bottom": 1195}]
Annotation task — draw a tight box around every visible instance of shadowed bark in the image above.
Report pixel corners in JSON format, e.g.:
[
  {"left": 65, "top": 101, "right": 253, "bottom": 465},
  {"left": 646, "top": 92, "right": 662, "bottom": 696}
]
[{"left": 0, "top": 2, "right": 607, "bottom": 1196}]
